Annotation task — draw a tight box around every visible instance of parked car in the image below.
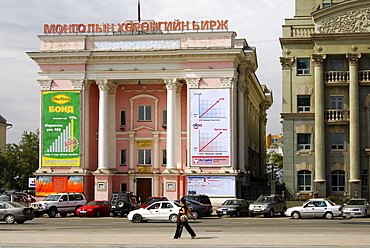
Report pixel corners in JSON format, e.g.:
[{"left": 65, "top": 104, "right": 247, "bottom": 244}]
[
  {"left": 285, "top": 198, "right": 342, "bottom": 219},
  {"left": 109, "top": 192, "right": 141, "bottom": 217},
  {"left": 140, "top": 197, "right": 168, "bottom": 209},
  {"left": 216, "top": 199, "right": 249, "bottom": 217},
  {"left": 175, "top": 199, "right": 213, "bottom": 218},
  {"left": 30, "top": 193, "right": 87, "bottom": 218},
  {"left": 127, "top": 201, "right": 181, "bottom": 223},
  {"left": 183, "top": 194, "right": 212, "bottom": 207},
  {"left": 249, "top": 194, "right": 287, "bottom": 217},
  {"left": 0, "top": 192, "right": 30, "bottom": 207},
  {"left": 0, "top": 201, "right": 34, "bottom": 224},
  {"left": 76, "top": 201, "right": 110, "bottom": 217},
  {"left": 342, "top": 198, "right": 370, "bottom": 218}
]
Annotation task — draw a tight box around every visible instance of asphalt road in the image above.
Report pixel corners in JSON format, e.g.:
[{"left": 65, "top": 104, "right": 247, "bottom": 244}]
[{"left": 1, "top": 214, "right": 370, "bottom": 247}]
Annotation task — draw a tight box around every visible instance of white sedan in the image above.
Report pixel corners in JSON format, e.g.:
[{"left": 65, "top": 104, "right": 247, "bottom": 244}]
[
  {"left": 127, "top": 201, "right": 181, "bottom": 223},
  {"left": 285, "top": 198, "right": 342, "bottom": 219}
]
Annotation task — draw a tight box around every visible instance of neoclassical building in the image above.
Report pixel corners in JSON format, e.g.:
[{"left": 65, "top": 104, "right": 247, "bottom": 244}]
[
  {"left": 280, "top": 0, "right": 370, "bottom": 199},
  {"left": 28, "top": 22, "right": 272, "bottom": 203}
]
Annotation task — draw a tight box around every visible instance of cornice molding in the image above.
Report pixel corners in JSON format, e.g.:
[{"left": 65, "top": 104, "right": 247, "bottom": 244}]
[{"left": 281, "top": 113, "right": 315, "bottom": 119}]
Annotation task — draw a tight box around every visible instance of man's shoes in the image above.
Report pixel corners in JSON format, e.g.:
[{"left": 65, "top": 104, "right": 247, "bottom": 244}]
[
  {"left": 172, "top": 237, "right": 178, "bottom": 239},
  {"left": 191, "top": 236, "right": 196, "bottom": 239}
]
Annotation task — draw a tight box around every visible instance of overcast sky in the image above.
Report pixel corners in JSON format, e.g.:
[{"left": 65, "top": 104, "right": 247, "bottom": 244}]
[{"left": 0, "top": 0, "right": 295, "bottom": 144}]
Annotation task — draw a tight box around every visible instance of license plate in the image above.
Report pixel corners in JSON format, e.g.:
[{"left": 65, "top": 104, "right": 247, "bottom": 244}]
[
  {"left": 80, "top": 211, "right": 86, "bottom": 214},
  {"left": 111, "top": 206, "right": 116, "bottom": 209},
  {"left": 223, "top": 211, "right": 227, "bottom": 215},
  {"left": 254, "top": 210, "right": 261, "bottom": 212}
]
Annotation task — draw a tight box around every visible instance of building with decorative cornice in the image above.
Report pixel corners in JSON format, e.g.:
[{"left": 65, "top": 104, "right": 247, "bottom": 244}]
[
  {"left": 280, "top": 0, "right": 370, "bottom": 199},
  {"left": 27, "top": 26, "right": 272, "bottom": 203}
]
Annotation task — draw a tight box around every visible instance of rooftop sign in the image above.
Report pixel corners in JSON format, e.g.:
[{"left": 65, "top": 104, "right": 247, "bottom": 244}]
[{"left": 43, "top": 20, "right": 229, "bottom": 34}]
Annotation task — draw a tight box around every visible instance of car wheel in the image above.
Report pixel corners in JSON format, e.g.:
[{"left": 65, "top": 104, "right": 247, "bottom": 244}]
[
  {"left": 235, "top": 210, "right": 241, "bottom": 217},
  {"left": 60, "top": 212, "right": 68, "bottom": 217},
  {"left": 281, "top": 208, "right": 286, "bottom": 217},
  {"left": 16, "top": 220, "right": 25, "bottom": 224},
  {"left": 48, "top": 208, "right": 57, "bottom": 218},
  {"left": 133, "top": 214, "right": 143, "bottom": 223},
  {"left": 292, "top": 211, "right": 301, "bottom": 219},
  {"left": 34, "top": 212, "right": 41, "bottom": 217},
  {"left": 117, "top": 200, "right": 125, "bottom": 208},
  {"left": 110, "top": 212, "right": 116, "bottom": 217},
  {"left": 268, "top": 209, "right": 274, "bottom": 217},
  {"left": 324, "top": 212, "right": 333, "bottom": 219},
  {"left": 170, "top": 214, "right": 178, "bottom": 223},
  {"left": 250, "top": 213, "right": 255, "bottom": 217},
  {"left": 96, "top": 210, "right": 101, "bottom": 217},
  {"left": 5, "top": 214, "right": 15, "bottom": 224},
  {"left": 192, "top": 211, "right": 199, "bottom": 219},
  {"left": 217, "top": 214, "right": 222, "bottom": 218}
]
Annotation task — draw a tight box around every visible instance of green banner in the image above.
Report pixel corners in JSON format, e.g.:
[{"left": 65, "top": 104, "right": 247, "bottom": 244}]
[{"left": 42, "top": 91, "right": 81, "bottom": 166}]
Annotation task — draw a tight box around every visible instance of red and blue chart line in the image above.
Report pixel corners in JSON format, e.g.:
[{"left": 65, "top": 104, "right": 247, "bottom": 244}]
[
  {"left": 199, "top": 132, "right": 227, "bottom": 152},
  {"left": 199, "top": 100, "right": 220, "bottom": 118}
]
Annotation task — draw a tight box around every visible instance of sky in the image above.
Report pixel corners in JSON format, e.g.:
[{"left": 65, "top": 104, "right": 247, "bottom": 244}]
[{"left": 0, "top": 0, "right": 295, "bottom": 144}]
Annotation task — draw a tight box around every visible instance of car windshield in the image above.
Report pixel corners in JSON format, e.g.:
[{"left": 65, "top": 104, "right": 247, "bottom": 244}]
[
  {"left": 87, "top": 201, "right": 102, "bottom": 206},
  {"left": 143, "top": 198, "right": 160, "bottom": 205},
  {"left": 346, "top": 199, "right": 366, "bottom": 205},
  {"left": 0, "top": 195, "right": 11, "bottom": 201},
  {"left": 44, "top": 195, "right": 61, "bottom": 201},
  {"left": 255, "top": 196, "right": 273, "bottom": 203},
  {"left": 222, "top": 200, "right": 239, "bottom": 205}
]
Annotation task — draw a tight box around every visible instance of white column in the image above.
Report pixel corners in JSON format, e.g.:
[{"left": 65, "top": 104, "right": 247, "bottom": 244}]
[
  {"left": 96, "top": 79, "right": 113, "bottom": 171},
  {"left": 347, "top": 53, "right": 361, "bottom": 183},
  {"left": 108, "top": 83, "right": 118, "bottom": 171},
  {"left": 176, "top": 83, "right": 183, "bottom": 170},
  {"left": 153, "top": 131, "right": 160, "bottom": 173},
  {"left": 128, "top": 131, "right": 136, "bottom": 173},
  {"left": 164, "top": 78, "right": 178, "bottom": 170},
  {"left": 153, "top": 175, "right": 159, "bottom": 196}
]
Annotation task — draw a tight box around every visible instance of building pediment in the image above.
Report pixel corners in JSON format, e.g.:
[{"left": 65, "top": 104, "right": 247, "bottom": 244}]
[{"left": 313, "top": 1, "right": 370, "bottom": 34}]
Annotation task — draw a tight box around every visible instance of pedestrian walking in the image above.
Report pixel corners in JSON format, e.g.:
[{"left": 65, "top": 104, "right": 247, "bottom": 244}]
[{"left": 173, "top": 197, "right": 196, "bottom": 239}]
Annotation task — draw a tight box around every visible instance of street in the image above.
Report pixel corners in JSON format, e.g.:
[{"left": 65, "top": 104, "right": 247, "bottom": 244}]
[{"left": 1, "top": 215, "right": 370, "bottom": 247}]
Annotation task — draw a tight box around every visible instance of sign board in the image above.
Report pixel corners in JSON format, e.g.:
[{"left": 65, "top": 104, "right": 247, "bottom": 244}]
[
  {"left": 36, "top": 176, "right": 84, "bottom": 196},
  {"left": 187, "top": 176, "right": 235, "bottom": 197},
  {"left": 28, "top": 178, "right": 36, "bottom": 188}
]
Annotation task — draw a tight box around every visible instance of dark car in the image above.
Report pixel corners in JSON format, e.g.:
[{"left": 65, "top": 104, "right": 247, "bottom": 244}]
[
  {"left": 0, "top": 192, "right": 30, "bottom": 207},
  {"left": 76, "top": 201, "right": 110, "bottom": 217},
  {"left": 183, "top": 194, "right": 212, "bottom": 209},
  {"left": 109, "top": 192, "right": 140, "bottom": 217},
  {"left": 176, "top": 199, "right": 212, "bottom": 218},
  {"left": 140, "top": 197, "right": 168, "bottom": 209},
  {"left": 216, "top": 199, "right": 249, "bottom": 217},
  {"left": 0, "top": 201, "right": 34, "bottom": 224}
]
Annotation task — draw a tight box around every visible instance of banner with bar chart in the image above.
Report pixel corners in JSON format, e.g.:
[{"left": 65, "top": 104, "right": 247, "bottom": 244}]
[
  {"left": 190, "top": 89, "right": 230, "bottom": 166},
  {"left": 42, "top": 91, "right": 81, "bottom": 167}
]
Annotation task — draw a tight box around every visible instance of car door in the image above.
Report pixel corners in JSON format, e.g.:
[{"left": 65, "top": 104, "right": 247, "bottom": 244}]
[
  {"left": 58, "top": 195, "right": 69, "bottom": 212},
  {"left": 144, "top": 202, "right": 161, "bottom": 220},
  {"left": 313, "top": 200, "right": 327, "bottom": 217},
  {"left": 300, "top": 201, "right": 316, "bottom": 218},
  {"left": 0, "top": 202, "right": 6, "bottom": 219},
  {"left": 159, "top": 202, "right": 177, "bottom": 220}
]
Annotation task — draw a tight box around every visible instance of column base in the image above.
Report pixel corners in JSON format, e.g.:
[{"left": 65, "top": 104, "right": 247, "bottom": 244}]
[
  {"left": 163, "top": 168, "right": 182, "bottom": 174},
  {"left": 349, "top": 182, "right": 362, "bottom": 198},
  {"left": 314, "top": 181, "right": 327, "bottom": 198}
]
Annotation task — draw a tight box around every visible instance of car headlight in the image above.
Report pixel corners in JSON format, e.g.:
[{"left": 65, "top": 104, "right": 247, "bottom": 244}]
[
  {"left": 261, "top": 205, "right": 268, "bottom": 210},
  {"left": 361, "top": 207, "right": 365, "bottom": 211}
]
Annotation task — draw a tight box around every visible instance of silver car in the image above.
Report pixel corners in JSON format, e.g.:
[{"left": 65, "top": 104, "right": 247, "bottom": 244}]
[
  {"left": 0, "top": 201, "right": 34, "bottom": 224},
  {"left": 248, "top": 194, "right": 286, "bottom": 217},
  {"left": 342, "top": 198, "right": 370, "bottom": 218},
  {"left": 285, "top": 198, "right": 342, "bottom": 219}
]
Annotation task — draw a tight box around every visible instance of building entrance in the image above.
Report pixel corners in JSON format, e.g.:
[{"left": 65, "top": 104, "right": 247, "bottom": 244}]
[{"left": 136, "top": 178, "right": 152, "bottom": 203}]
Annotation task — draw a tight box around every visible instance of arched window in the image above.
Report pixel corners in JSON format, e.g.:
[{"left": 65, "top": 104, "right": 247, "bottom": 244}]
[
  {"left": 298, "top": 170, "right": 311, "bottom": 192},
  {"left": 331, "top": 170, "right": 345, "bottom": 192}
]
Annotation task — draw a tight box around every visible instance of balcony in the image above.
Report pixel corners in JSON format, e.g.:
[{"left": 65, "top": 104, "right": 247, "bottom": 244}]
[
  {"left": 359, "top": 70, "right": 370, "bottom": 85},
  {"left": 324, "top": 71, "right": 349, "bottom": 86},
  {"left": 324, "top": 109, "right": 349, "bottom": 124}
]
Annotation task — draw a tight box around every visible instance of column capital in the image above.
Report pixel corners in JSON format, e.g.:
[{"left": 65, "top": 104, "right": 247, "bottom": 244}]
[
  {"left": 96, "top": 79, "right": 115, "bottom": 92},
  {"left": 71, "top": 79, "right": 85, "bottom": 90},
  {"left": 279, "top": 57, "right": 295, "bottom": 69},
  {"left": 38, "top": 79, "right": 52, "bottom": 91},
  {"left": 346, "top": 53, "right": 362, "bottom": 66},
  {"left": 311, "top": 54, "right": 327, "bottom": 67},
  {"left": 185, "top": 77, "right": 200, "bottom": 89},
  {"left": 220, "top": 77, "right": 235, "bottom": 88},
  {"left": 164, "top": 78, "right": 179, "bottom": 90}
]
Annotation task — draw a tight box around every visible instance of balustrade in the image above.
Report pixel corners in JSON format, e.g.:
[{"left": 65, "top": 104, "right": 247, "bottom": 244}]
[
  {"left": 324, "top": 109, "right": 350, "bottom": 123},
  {"left": 324, "top": 71, "right": 349, "bottom": 83}
]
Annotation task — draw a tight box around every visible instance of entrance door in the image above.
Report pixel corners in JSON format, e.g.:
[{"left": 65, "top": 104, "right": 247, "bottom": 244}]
[{"left": 136, "top": 178, "right": 152, "bottom": 203}]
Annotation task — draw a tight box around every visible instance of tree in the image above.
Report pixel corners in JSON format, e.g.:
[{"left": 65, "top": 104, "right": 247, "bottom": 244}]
[
  {"left": 0, "top": 130, "right": 39, "bottom": 191},
  {"left": 266, "top": 151, "right": 283, "bottom": 183}
]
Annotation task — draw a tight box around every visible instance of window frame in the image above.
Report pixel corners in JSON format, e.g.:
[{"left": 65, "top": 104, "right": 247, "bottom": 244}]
[
  {"left": 120, "top": 149, "right": 127, "bottom": 166},
  {"left": 297, "top": 95, "right": 311, "bottom": 112},
  {"left": 298, "top": 170, "right": 312, "bottom": 192},
  {"left": 330, "top": 96, "right": 344, "bottom": 110},
  {"left": 120, "top": 110, "right": 127, "bottom": 127},
  {"left": 331, "top": 170, "right": 345, "bottom": 192},
  {"left": 330, "top": 133, "right": 344, "bottom": 151},
  {"left": 297, "top": 58, "right": 311, "bottom": 75},
  {"left": 162, "top": 149, "right": 167, "bottom": 166},
  {"left": 138, "top": 149, "right": 152, "bottom": 166},
  {"left": 297, "top": 133, "right": 311, "bottom": 151},
  {"left": 162, "top": 110, "right": 167, "bottom": 127},
  {"left": 138, "top": 105, "right": 152, "bottom": 121}
]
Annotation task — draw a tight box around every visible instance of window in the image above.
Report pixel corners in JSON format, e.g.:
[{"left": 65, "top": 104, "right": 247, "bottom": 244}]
[
  {"left": 138, "top": 149, "right": 151, "bottom": 165},
  {"left": 120, "top": 149, "right": 127, "bottom": 166},
  {"left": 297, "top": 58, "right": 310, "bottom": 75},
  {"left": 297, "top": 95, "right": 311, "bottom": 112},
  {"left": 332, "top": 170, "right": 345, "bottom": 192},
  {"left": 120, "top": 110, "right": 127, "bottom": 126},
  {"left": 138, "top": 105, "right": 151, "bottom": 121},
  {"left": 330, "top": 96, "right": 344, "bottom": 110},
  {"left": 162, "top": 149, "right": 167, "bottom": 166},
  {"left": 120, "top": 183, "right": 127, "bottom": 192},
  {"left": 162, "top": 110, "right": 167, "bottom": 127},
  {"left": 330, "top": 58, "right": 344, "bottom": 71},
  {"left": 362, "top": 170, "right": 368, "bottom": 191},
  {"left": 297, "top": 133, "right": 311, "bottom": 150},
  {"left": 323, "top": 0, "right": 333, "bottom": 7},
  {"left": 330, "top": 133, "right": 344, "bottom": 150},
  {"left": 298, "top": 170, "right": 311, "bottom": 191}
]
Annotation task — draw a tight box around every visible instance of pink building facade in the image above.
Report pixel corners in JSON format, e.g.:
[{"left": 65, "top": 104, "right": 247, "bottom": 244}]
[{"left": 28, "top": 24, "right": 272, "bottom": 204}]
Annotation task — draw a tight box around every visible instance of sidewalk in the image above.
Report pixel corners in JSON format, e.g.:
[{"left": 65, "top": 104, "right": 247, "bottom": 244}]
[{"left": 2, "top": 231, "right": 370, "bottom": 247}]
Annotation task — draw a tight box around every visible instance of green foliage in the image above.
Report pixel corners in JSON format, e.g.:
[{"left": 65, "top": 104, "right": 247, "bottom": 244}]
[
  {"left": 0, "top": 130, "right": 39, "bottom": 191},
  {"left": 266, "top": 151, "right": 283, "bottom": 182}
]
